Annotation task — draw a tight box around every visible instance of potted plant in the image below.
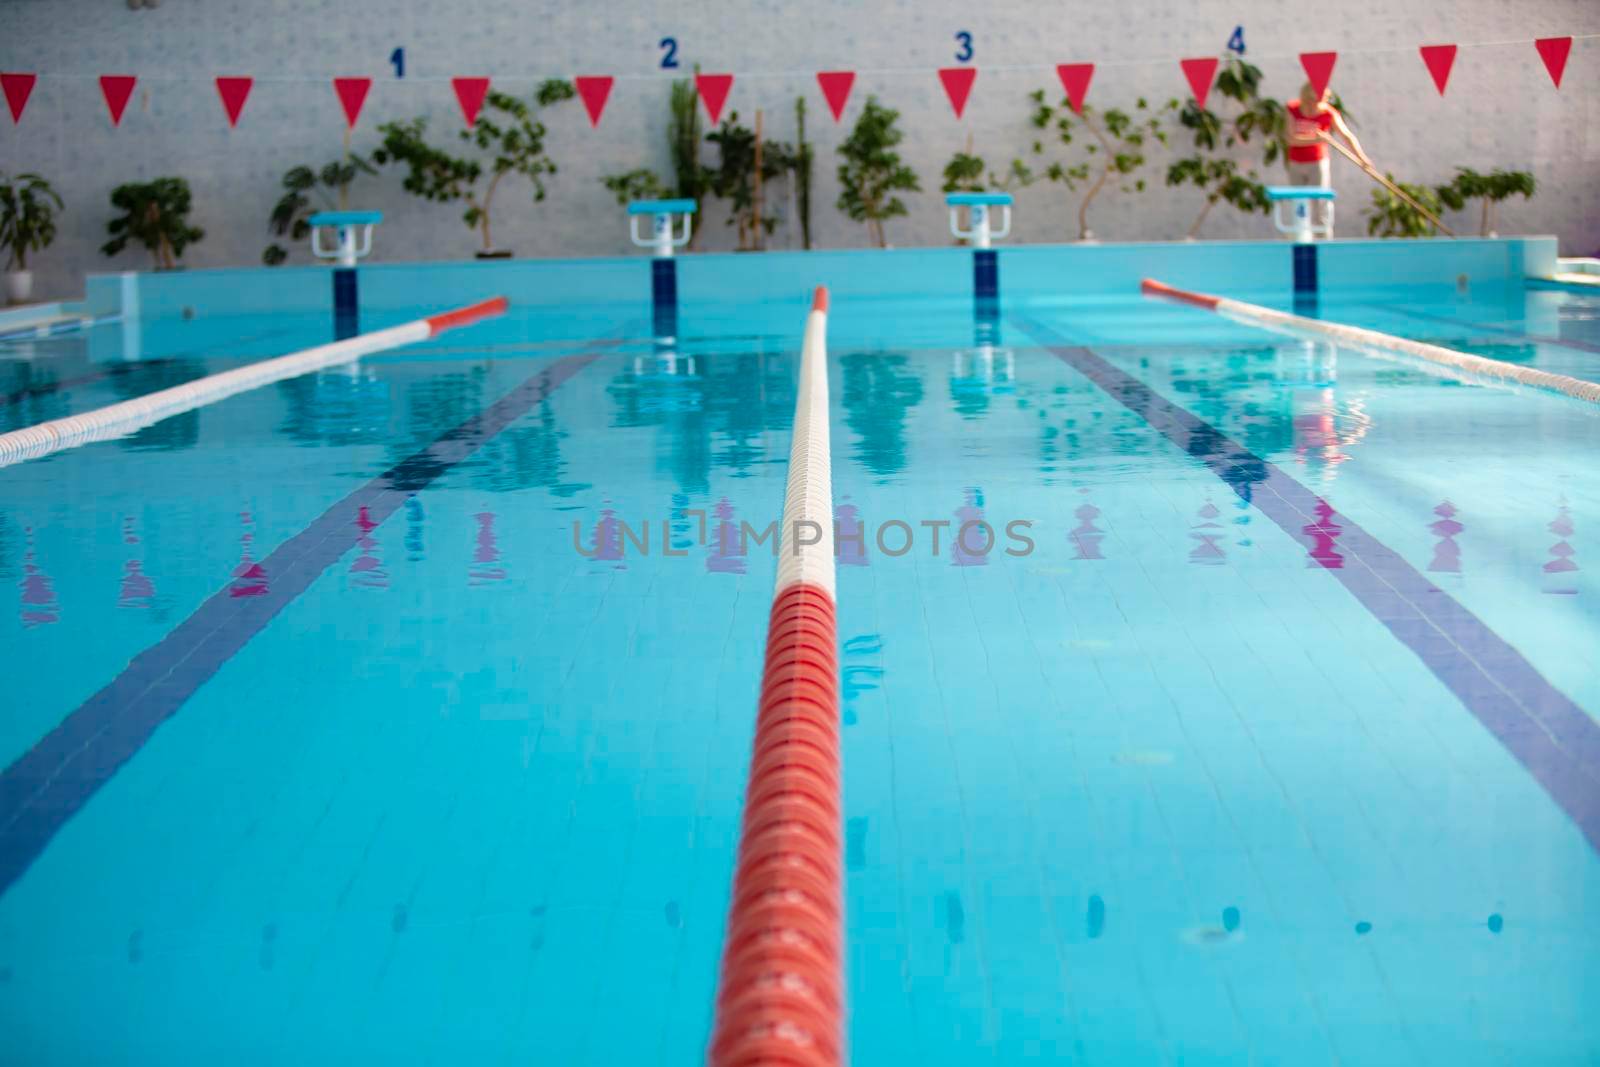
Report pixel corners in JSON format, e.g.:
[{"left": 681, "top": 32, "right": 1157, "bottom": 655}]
[
  {"left": 1022, "top": 91, "right": 1169, "bottom": 241},
  {"left": 1441, "top": 167, "right": 1535, "bottom": 237},
  {"left": 375, "top": 79, "right": 574, "bottom": 258},
  {"left": 707, "top": 111, "right": 795, "bottom": 250},
  {"left": 101, "top": 177, "right": 205, "bottom": 270},
  {"left": 263, "top": 154, "right": 379, "bottom": 265},
  {"left": 1365, "top": 176, "right": 1448, "bottom": 237},
  {"left": 836, "top": 97, "right": 920, "bottom": 248},
  {"left": 1, "top": 172, "right": 63, "bottom": 305}
]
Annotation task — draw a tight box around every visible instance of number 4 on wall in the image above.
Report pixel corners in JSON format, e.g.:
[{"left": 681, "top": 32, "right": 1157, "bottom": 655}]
[{"left": 1227, "top": 26, "right": 1246, "bottom": 55}]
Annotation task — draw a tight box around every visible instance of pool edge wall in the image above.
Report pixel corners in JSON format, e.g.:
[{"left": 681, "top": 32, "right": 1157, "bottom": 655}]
[{"left": 82, "top": 236, "right": 1560, "bottom": 321}]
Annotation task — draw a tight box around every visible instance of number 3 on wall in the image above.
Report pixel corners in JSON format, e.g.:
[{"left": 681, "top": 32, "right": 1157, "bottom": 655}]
[
  {"left": 659, "top": 37, "right": 679, "bottom": 69},
  {"left": 954, "top": 31, "right": 974, "bottom": 63},
  {"left": 1226, "top": 26, "right": 1246, "bottom": 55}
]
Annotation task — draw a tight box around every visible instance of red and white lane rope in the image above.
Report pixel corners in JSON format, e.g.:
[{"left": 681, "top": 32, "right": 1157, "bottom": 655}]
[
  {"left": 0, "top": 296, "right": 509, "bottom": 468},
  {"left": 710, "top": 287, "right": 843, "bottom": 1067},
  {"left": 1141, "top": 278, "right": 1600, "bottom": 405}
]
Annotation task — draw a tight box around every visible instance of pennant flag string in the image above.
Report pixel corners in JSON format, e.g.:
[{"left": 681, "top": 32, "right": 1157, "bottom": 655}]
[
  {"left": 695, "top": 72, "right": 734, "bottom": 124},
  {"left": 99, "top": 75, "right": 136, "bottom": 126},
  {"left": 938, "top": 67, "right": 977, "bottom": 118},
  {"left": 333, "top": 77, "right": 372, "bottom": 128},
  {"left": 214, "top": 76, "right": 253, "bottom": 127},
  {"left": 1419, "top": 45, "right": 1457, "bottom": 95},
  {"left": 0, "top": 31, "right": 1587, "bottom": 129}
]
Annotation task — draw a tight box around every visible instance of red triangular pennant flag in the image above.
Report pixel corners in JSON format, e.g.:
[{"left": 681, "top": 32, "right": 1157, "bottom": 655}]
[
  {"left": 695, "top": 72, "right": 734, "bottom": 124},
  {"left": 2, "top": 72, "right": 37, "bottom": 124},
  {"left": 1179, "top": 57, "right": 1218, "bottom": 109},
  {"left": 1300, "top": 51, "right": 1338, "bottom": 99},
  {"left": 452, "top": 77, "right": 490, "bottom": 126},
  {"left": 1535, "top": 37, "right": 1572, "bottom": 89},
  {"left": 816, "top": 71, "right": 855, "bottom": 122},
  {"left": 1418, "top": 45, "right": 1456, "bottom": 96},
  {"left": 99, "top": 75, "right": 136, "bottom": 126},
  {"left": 938, "top": 67, "right": 977, "bottom": 119},
  {"left": 215, "top": 76, "right": 253, "bottom": 128},
  {"left": 1055, "top": 63, "right": 1094, "bottom": 114},
  {"left": 574, "top": 76, "right": 613, "bottom": 127},
  {"left": 333, "top": 77, "right": 371, "bottom": 129}
]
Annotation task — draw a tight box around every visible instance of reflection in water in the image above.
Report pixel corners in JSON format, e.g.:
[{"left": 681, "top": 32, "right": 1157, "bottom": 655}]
[
  {"left": 472, "top": 402, "right": 590, "bottom": 497},
  {"left": 469, "top": 511, "right": 508, "bottom": 585},
  {"left": 18, "top": 527, "right": 59, "bottom": 628},
  {"left": 276, "top": 368, "right": 392, "bottom": 447},
  {"left": 835, "top": 500, "right": 868, "bottom": 568},
  {"left": 1302, "top": 500, "right": 1345, "bottom": 570},
  {"left": 1070, "top": 492, "right": 1106, "bottom": 561},
  {"left": 349, "top": 505, "right": 390, "bottom": 590},
  {"left": 1189, "top": 501, "right": 1226, "bottom": 566},
  {"left": 118, "top": 515, "right": 156, "bottom": 609},
  {"left": 108, "top": 358, "right": 208, "bottom": 452},
  {"left": 706, "top": 498, "right": 746, "bottom": 575},
  {"left": 1429, "top": 501, "right": 1463, "bottom": 574},
  {"left": 230, "top": 509, "right": 269, "bottom": 598},
  {"left": 608, "top": 350, "right": 795, "bottom": 495},
  {"left": 840, "top": 352, "right": 922, "bottom": 481},
  {"left": 1544, "top": 499, "right": 1578, "bottom": 595},
  {"left": 405, "top": 498, "right": 426, "bottom": 562},
  {"left": 952, "top": 487, "right": 988, "bottom": 567},
  {"left": 949, "top": 304, "right": 1014, "bottom": 419}
]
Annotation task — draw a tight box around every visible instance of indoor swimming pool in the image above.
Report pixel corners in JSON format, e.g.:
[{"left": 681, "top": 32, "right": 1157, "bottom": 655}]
[{"left": 1, "top": 268, "right": 1597, "bottom": 1064}]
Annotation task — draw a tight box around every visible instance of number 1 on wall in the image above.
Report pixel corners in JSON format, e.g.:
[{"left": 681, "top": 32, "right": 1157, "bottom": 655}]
[{"left": 390, "top": 47, "right": 405, "bottom": 78}]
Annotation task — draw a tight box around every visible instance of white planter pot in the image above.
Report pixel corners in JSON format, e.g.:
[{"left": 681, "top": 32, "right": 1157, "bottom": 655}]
[{"left": 4, "top": 270, "right": 33, "bottom": 306}]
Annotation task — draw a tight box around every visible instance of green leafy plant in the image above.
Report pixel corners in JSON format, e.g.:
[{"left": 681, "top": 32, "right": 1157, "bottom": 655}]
[
  {"left": 263, "top": 156, "right": 379, "bottom": 265},
  {"left": 0, "top": 172, "right": 62, "bottom": 272},
  {"left": 1024, "top": 91, "right": 1169, "bottom": 240},
  {"left": 102, "top": 177, "right": 204, "bottom": 269},
  {"left": 669, "top": 77, "right": 712, "bottom": 248},
  {"left": 1165, "top": 58, "right": 1285, "bottom": 237},
  {"left": 1365, "top": 175, "right": 1448, "bottom": 237},
  {"left": 1442, "top": 167, "right": 1535, "bottom": 236},
  {"left": 942, "top": 135, "right": 1033, "bottom": 193},
  {"left": 707, "top": 111, "right": 795, "bottom": 250},
  {"left": 836, "top": 97, "right": 920, "bottom": 248},
  {"left": 599, "top": 168, "right": 670, "bottom": 206},
  {"left": 374, "top": 79, "right": 574, "bottom": 254},
  {"left": 794, "top": 96, "right": 815, "bottom": 250}
]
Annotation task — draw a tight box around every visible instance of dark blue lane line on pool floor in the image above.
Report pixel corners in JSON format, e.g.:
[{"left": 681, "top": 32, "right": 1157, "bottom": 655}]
[
  {"left": 1012, "top": 314, "right": 1600, "bottom": 853},
  {"left": 1368, "top": 303, "right": 1600, "bottom": 356},
  {"left": 0, "top": 349, "right": 604, "bottom": 897}
]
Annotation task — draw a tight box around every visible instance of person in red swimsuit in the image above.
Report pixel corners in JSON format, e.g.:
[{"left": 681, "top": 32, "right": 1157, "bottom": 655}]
[{"left": 1285, "top": 81, "right": 1372, "bottom": 236}]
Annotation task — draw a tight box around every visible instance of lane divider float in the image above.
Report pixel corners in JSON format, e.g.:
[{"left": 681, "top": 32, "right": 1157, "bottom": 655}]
[
  {"left": 1141, "top": 278, "right": 1600, "bottom": 405},
  {"left": 709, "top": 287, "right": 843, "bottom": 1067},
  {"left": 0, "top": 297, "right": 509, "bottom": 468}
]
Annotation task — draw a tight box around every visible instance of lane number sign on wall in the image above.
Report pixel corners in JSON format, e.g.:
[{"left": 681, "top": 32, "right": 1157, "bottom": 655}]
[
  {"left": 660, "top": 37, "right": 680, "bottom": 69},
  {"left": 1227, "top": 27, "right": 1246, "bottom": 55},
  {"left": 954, "top": 31, "right": 974, "bottom": 63},
  {"left": 389, "top": 47, "right": 405, "bottom": 78}
]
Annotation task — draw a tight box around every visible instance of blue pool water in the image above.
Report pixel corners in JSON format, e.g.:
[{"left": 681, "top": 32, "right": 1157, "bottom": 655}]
[{"left": 1, "top": 278, "right": 1597, "bottom": 1063}]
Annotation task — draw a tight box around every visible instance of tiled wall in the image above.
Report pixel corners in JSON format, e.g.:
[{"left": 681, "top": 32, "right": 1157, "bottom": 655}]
[{"left": 3, "top": 0, "right": 1596, "bottom": 299}]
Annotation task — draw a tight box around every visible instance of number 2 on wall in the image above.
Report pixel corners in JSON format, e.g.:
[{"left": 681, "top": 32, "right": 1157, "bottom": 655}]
[
  {"left": 659, "top": 37, "right": 679, "bottom": 69},
  {"left": 1226, "top": 26, "right": 1246, "bottom": 55},
  {"left": 954, "top": 31, "right": 974, "bottom": 63},
  {"left": 389, "top": 47, "right": 405, "bottom": 78}
]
